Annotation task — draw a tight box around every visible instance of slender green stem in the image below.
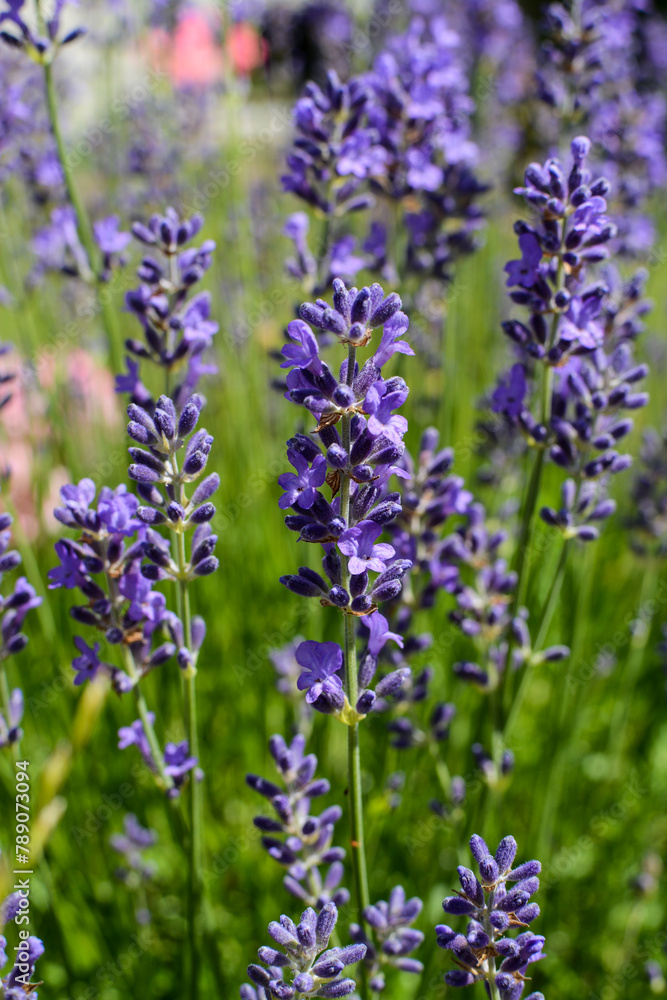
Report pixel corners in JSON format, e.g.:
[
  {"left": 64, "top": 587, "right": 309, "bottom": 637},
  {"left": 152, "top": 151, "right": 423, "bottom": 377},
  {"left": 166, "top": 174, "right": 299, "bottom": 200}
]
[
  {"left": 504, "top": 541, "right": 570, "bottom": 743},
  {"left": 42, "top": 57, "right": 122, "bottom": 369},
  {"left": 513, "top": 448, "right": 545, "bottom": 616},
  {"left": 503, "top": 247, "right": 565, "bottom": 715},
  {"left": 106, "top": 567, "right": 174, "bottom": 794},
  {"left": 534, "top": 562, "right": 657, "bottom": 857},
  {"left": 339, "top": 345, "right": 370, "bottom": 998},
  {"left": 606, "top": 562, "right": 658, "bottom": 761},
  {"left": 173, "top": 484, "right": 203, "bottom": 1000},
  {"left": 131, "top": 666, "right": 175, "bottom": 793}
]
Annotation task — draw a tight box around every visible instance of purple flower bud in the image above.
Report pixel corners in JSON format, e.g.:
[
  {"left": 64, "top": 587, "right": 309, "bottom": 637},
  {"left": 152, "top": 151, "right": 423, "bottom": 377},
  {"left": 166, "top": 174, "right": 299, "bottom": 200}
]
[{"left": 495, "top": 836, "right": 518, "bottom": 873}]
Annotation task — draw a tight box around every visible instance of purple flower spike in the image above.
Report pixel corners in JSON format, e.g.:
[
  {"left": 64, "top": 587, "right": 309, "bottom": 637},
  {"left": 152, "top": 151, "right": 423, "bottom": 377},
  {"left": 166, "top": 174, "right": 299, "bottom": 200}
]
[
  {"left": 279, "top": 450, "right": 328, "bottom": 510},
  {"left": 437, "top": 834, "right": 544, "bottom": 994}
]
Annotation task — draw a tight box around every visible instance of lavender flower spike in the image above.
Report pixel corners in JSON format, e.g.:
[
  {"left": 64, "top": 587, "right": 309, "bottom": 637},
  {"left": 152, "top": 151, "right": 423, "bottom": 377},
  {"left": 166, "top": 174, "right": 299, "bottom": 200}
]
[
  {"left": 438, "top": 834, "right": 544, "bottom": 999},
  {"left": 247, "top": 734, "right": 349, "bottom": 911},
  {"left": 350, "top": 885, "right": 424, "bottom": 993},
  {"left": 245, "top": 902, "right": 365, "bottom": 999},
  {"left": 0, "top": 512, "right": 42, "bottom": 752}
]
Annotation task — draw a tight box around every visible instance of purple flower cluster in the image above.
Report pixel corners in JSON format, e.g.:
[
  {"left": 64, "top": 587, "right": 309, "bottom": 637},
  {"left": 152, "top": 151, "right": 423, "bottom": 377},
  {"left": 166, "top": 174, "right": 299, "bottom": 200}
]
[
  {"left": 1, "top": 881, "right": 44, "bottom": 998},
  {"left": 244, "top": 902, "right": 366, "bottom": 1000},
  {"left": 278, "top": 280, "right": 417, "bottom": 717},
  {"left": 493, "top": 137, "right": 648, "bottom": 537},
  {"left": 119, "top": 207, "right": 218, "bottom": 408},
  {"left": 536, "top": 0, "right": 667, "bottom": 255},
  {"left": 47, "top": 479, "right": 179, "bottom": 693},
  {"left": 247, "top": 734, "right": 349, "bottom": 911},
  {"left": 110, "top": 813, "right": 157, "bottom": 923},
  {"left": 349, "top": 885, "right": 424, "bottom": 992},
  {"left": 282, "top": 11, "right": 486, "bottom": 288},
  {"left": 438, "top": 834, "right": 545, "bottom": 999},
  {"left": 0, "top": 0, "right": 85, "bottom": 57},
  {"left": 374, "top": 439, "right": 569, "bottom": 701},
  {"left": 628, "top": 427, "right": 667, "bottom": 553},
  {"left": 0, "top": 513, "right": 42, "bottom": 749},
  {"left": 118, "top": 715, "right": 199, "bottom": 795},
  {"left": 110, "top": 812, "right": 157, "bottom": 882}
]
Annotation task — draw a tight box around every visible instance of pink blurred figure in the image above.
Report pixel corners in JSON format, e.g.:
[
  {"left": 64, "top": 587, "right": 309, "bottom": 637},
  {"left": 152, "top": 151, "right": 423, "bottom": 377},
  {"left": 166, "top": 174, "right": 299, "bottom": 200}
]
[{"left": 169, "top": 9, "right": 223, "bottom": 88}]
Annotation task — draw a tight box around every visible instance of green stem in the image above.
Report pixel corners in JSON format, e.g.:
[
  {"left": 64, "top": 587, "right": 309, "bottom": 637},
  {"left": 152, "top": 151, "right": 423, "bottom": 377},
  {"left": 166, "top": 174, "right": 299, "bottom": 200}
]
[
  {"left": 504, "top": 540, "right": 570, "bottom": 744},
  {"left": 104, "top": 561, "right": 173, "bottom": 792},
  {"left": 606, "top": 562, "right": 658, "bottom": 761},
  {"left": 534, "top": 561, "right": 656, "bottom": 857},
  {"left": 42, "top": 57, "right": 122, "bottom": 369},
  {"left": 503, "top": 247, "right": 565, "bottom": 714},
  {"left": 174, "top": 488, "right": 203, "bottom": 1000},
  {"left": 107, "top": 571, "right": 175, "bottom": 795},
  {"left": 339, "top": 345, "right": 370, "bottom": 997},
  {"left": 513, "top": 447, "right": 545, "bottom": 615}
]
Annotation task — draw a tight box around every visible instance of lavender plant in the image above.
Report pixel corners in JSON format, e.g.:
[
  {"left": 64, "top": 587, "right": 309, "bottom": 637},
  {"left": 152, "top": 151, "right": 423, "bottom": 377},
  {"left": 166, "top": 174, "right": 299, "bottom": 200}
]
[
  {"left": 247, "top": 734, "right": 349, "bottom": 912},
  {"left": 44, "top": 195, "right": 220, "bottom": 997},
  {"left": 490, "top": 137, "right": 648, "bottom": 689},
  {"left": 0, "top": 511, "right": 42, "bottom": 754},
  {"left": 264, "top": 277, "right": 425, "bottom": 997},
  {"left": 1, "top": 894, "right": 44, "bottom": 999},
  {"left": 535, "top": 0, "right": 667, "bottom": 255},
  {"left": 119, "top": 208, "right": 218, "bottom": 406},
  {"left": 0, "top": 0, "right": 125, "bottom": 361},
  {"left": 438, "top": 834, "right": 545, "bottom": 1000},
  {"left": 244, "top": 902, "right": 366, "bottom": 1000},
  {"left": 282, "top": 10, "right": 487, "bottom": 308}
]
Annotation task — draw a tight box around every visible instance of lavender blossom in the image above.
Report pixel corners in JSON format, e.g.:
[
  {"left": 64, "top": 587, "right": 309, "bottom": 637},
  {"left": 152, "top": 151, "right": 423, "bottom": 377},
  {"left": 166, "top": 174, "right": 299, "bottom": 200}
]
[
  {"left": 0, "top": 0, "right": 85, "bottom": 57},
  {"left": 0, "top": 512, "right": 42, "bottom": 750},
  {"left": 438, "top": 834, "right": 545, "bottom": 999},
  {"left": 247, "top": 734, "right": 349, "bottom": 911},
  {"left": 493, "top": 138, "right": 648, "bottom": 537},
  {"left": 278, "top": 279, "right": 415, "bottom": 721},
  {"left": 536, "top": 0, "right": 667, "bottom": 255},
  {"left": 0, "top": 879, "right": 44, "bottom": 997},
  {"left": 110, "top": 813, "right": 157, "bottom": 923},
  {"left": 628, "top": 427, "right": 667, "bottom": 553},
  {"left": 120, "top": 207, "right": 218, "bottom": 406},
  {"left": 282, "top": 14, "right": 487, "bottom": 292},
  {"left": 48, "top": 481, "right": 179, "bottom": 695},
  {"left": 349, "top": 885, "right": 424, "bottom": 992},
  {"left": 245, "top": 902, "right": 365, "bottom": 999}
]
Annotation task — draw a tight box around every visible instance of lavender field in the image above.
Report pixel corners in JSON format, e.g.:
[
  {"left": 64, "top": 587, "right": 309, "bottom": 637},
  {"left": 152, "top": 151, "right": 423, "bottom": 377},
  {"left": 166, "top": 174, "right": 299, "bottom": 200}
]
[{"left": 0, "top": 2, "right": 667, "bottom": 999}]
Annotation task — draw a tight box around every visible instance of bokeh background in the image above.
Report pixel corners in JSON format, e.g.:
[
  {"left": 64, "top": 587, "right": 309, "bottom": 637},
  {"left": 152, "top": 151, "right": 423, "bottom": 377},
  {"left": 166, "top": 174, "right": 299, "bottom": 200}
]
[{"left": 0, "top": 2, "right": 667, "bottom": 999}]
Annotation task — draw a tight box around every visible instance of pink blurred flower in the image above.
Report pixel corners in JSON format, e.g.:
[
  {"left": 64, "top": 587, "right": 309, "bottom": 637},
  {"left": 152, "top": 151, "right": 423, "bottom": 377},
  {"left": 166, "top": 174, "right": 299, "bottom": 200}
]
[
  {"left": 225, "top": 22, "right": 267, "bottom": 76},
  {"left": 169, "top": 10, "right": 223, "bottom": 88}
]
